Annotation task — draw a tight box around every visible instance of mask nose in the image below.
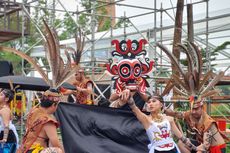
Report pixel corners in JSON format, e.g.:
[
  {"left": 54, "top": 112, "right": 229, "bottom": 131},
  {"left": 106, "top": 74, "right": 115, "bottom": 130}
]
[{"left": 129, "top": 74, "right": 135, "bottom": 80}]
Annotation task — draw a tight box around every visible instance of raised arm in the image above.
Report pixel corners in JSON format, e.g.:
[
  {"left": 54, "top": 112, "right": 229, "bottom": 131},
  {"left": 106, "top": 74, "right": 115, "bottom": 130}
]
[
  {"left": 127, "top": 97, "right": 149, "bottom": 129},
  {"left": 120, "top": 89, "right": 150, "bottom": 130},
  {"left": 164, "top": 108, "right": 185, "bottom": 119},
  {"left": 109, "top": 92, "right": 128, "bottom": 108}
]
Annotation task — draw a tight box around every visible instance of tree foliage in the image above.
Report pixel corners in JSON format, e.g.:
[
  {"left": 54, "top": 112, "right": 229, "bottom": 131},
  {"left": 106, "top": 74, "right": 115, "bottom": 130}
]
[
  {"left": 0, "top": 0, "right": 132, "bottom": 75},
  {"left": 180, "top": 43, "right": 221, "bottom": 71}
]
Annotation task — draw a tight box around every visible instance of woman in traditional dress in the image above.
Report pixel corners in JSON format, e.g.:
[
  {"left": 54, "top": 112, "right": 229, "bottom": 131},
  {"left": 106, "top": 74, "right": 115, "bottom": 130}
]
[
  {"left": 0, "top": 89, "right": 18, "bottom": 153},
  {"left": 123, "top": 89, "right": 199, "bottom": 153}
]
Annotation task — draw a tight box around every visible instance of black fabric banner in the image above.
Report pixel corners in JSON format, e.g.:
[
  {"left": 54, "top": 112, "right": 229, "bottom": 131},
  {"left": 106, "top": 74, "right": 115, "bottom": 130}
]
[{"left": 55, "top": 102, "right": 149, "bottom": 153}]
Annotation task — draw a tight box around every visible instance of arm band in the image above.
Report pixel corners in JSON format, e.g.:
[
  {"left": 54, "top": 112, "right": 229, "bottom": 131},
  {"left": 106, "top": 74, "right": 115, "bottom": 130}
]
[
  {"left": 3, "top": 126, "right": 9, "bottom": 141},
  {"left": 179, "top": 136, "right": 197, "bottom": 151},
  {"left": 179, "top": 136, "right": 188, "bottom": 143}
]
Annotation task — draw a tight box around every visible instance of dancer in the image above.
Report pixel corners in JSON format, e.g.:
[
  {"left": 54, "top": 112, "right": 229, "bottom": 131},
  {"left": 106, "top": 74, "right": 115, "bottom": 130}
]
[
  {"left": 156, "top": 42, "right": 228, "bottom": 153},
  {"left": 61, "top": 69, "right": 94, "bottom": 105},
  {"left": 0, "top": 89, "right": 18, "bottom": 153},
  {"left": 164, "top": 96, "right": 227, "bottom": 153},
  {"left": 123, "top": 89, "right": 199, "bottom": 153},
  {"left": 106, "top": 39, "right": 154, "bottom": 109},
  {"left": 17, "top": 89, "right": 64, "bottom": 153}
]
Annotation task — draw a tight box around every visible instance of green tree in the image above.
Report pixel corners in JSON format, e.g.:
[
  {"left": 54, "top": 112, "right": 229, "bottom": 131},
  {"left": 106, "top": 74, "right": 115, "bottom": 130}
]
[
  {"left": 0, "top": 51, "right": 22, "bottom": 74},
  {"left": 59, "top": 13, "right": 77, "bottom": 40},
  {"left": 180, "top": 46, "right": 219, "bottom": 70},
  {"left": 78, "top": 0, "right": 130, "bottom": 33},
  {"left": 115, "top": 18, "right": 131, "bottom": 29},
  {"left": 181, "top": 41, "right": 230, "bottom": 71}
]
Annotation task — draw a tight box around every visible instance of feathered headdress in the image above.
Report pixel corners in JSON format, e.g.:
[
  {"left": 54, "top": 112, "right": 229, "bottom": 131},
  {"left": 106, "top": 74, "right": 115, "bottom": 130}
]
[
  {"left": 157, "top": 41, "right": 224, "bottom": 108},
  {"left": 0, "top": 20, "right": 84, "bottom": 92}
]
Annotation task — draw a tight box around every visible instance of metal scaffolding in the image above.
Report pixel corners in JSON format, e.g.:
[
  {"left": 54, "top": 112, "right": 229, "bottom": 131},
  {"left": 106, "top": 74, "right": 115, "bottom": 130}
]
[
  {"left": 3, "top": 0, "right": 226, "bottom": 99},
  {"left": 0, "top": 0, "right": 230, "bottom": 96},
  {"left": 1, "top": 0, "right": 230, "bottom": 142}
]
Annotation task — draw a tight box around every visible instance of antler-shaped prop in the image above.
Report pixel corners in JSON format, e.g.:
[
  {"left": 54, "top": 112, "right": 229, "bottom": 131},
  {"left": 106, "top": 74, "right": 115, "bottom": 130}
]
[
  {"left": 157, "top": 41, "right": 224, "bottom": 100},
  {"left": 0, "top": 20, "right": 84, "bottom": 89}
]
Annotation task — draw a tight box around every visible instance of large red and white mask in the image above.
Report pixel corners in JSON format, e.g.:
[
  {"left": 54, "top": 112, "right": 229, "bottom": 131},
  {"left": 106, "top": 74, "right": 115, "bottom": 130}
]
[{"left": 107, "top": 39, "right": 154, "bottom": 94}]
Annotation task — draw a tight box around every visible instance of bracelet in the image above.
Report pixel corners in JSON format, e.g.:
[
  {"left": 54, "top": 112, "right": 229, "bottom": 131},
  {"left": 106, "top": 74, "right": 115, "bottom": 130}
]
[
  {"left": 186, "top": 142, "right": 197, "bottom": 151},
  {"left": 179, "top": 136, "right": 187, "bottom": 143},
  {"left": 179, "top": 136, "right": 197, "bottom": 151},
  {"left": 3, "top": 126, "right": 9, "bottom": 141}
]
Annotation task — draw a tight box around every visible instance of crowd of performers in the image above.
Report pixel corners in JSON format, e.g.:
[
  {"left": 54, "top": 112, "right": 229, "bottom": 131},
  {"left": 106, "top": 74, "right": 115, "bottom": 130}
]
[
  {"left": 0, "top": 22, "right": 228, "bottom": 153},
  {"left": 0, "top": 69, "right": 228, "bottom": 153}
]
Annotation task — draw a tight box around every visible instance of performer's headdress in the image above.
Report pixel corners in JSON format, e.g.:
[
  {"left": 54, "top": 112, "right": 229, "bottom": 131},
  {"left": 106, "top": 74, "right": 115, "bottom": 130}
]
[
  {"left": 106, "top": 39, "right": 154, "bottom": 94},
  {"left": 41, "top": 88, "right": 62, "bottom": 107},
  {"left": 157, "top": 41, "right": 224, "bottom": 109},
  {"left": 0, "top": 20, "right": 84, "bottom": 98}
]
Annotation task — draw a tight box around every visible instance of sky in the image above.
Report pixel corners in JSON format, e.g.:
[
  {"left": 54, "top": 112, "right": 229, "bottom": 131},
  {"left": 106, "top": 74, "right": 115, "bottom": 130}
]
[
  {"left": 23, "top": 0, "right": 230, "bottom": 73},
  {"left": 58, "top": 0, "right": 230, "bottom": 26},
  {"left": 54, "top": 0, "right": 230, "bottom": 71}
]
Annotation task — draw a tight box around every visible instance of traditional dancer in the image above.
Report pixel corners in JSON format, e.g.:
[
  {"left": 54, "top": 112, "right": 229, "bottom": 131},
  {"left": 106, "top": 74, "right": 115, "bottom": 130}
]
[
  {"left": 123, "top": 89, "right": 200, "bottom": 153},
  {"left": 17, "top": 89, "right": 64, "bottom": 153},
  {"left": 61, "top": 69, "right": 94, "bottom": 105},
  {"left": 0, "top": 89, "right": 19, "bottom": 153},
  {"left": 164, "top": 96, "right": 227, "bottom": 153},
  {"left": 157, "top": 42, "right": 228, "bottom": 153}
]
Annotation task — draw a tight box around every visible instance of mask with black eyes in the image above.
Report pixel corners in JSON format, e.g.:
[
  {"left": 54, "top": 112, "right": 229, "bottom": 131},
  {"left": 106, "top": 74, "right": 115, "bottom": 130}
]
[{"left": 107, "top": 39, "right": 154, "bottom": 94}]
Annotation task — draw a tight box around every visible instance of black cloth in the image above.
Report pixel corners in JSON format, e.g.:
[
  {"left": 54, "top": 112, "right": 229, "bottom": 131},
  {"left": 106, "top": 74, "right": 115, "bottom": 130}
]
[{"left": 55, "top": 102, "right": 149, "bottom": 153}]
